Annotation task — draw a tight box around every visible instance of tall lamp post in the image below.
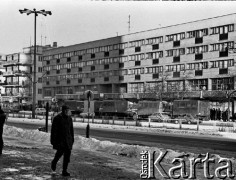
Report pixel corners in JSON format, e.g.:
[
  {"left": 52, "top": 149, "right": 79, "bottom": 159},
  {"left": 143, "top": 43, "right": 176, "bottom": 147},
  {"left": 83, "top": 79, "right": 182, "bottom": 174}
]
[{"left": 19, "top": 8, "right": 51, "bottom": 118}]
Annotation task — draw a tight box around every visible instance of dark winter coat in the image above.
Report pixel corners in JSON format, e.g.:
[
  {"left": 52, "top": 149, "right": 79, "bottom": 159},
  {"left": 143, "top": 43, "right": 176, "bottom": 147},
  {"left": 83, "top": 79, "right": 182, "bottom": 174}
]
[
  {"left": 0, "top": 109, "right": 6, "bottom": 130},
  {"left": 50, "top": 113, "right": 74, "bottom": 150}
]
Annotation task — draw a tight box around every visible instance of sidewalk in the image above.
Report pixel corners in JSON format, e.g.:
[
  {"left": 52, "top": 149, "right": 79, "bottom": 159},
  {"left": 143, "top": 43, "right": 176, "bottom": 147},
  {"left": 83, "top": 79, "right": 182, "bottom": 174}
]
[{"left": 0, "top": 136, "right": 140, "bottom": 180}]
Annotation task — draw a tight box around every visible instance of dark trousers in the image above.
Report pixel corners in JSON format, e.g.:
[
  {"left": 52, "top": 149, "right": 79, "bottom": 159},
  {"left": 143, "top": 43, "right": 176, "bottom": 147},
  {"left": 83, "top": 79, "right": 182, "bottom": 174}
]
[{"left": 52, "top": 149, "right": 71, "bottom": 171}]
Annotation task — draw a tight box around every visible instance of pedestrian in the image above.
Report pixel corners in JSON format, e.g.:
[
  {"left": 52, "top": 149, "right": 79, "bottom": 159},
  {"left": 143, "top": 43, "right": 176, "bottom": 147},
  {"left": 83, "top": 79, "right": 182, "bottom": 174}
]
[
  {"left": 0, "top": 106, "right": 6, "bottom": 155},
  {"left": 50, "top": 105, "right": 74, "bottom": 177}
]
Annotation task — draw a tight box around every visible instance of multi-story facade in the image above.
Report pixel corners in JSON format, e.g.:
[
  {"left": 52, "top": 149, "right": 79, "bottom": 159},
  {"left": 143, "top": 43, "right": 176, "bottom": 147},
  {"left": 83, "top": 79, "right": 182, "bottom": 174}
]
[
  {"left": 42, "top": 13, "right": 236, "bottom": 105},
  {"left": 0, "top": 54, "right": 6, "bottom": 98},
  {"left": 1, "top": 45, "right": 48, "bottom": 109}
]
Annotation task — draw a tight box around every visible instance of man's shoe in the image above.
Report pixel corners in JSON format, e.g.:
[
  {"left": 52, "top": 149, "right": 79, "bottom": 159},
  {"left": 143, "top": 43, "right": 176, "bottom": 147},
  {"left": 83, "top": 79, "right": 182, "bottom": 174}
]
[
  {"left": 51, "top": 160, "right": 56, "bottom": 171},
  {"left": 62, "top": 171, "right": 70, "bottom": 177}
]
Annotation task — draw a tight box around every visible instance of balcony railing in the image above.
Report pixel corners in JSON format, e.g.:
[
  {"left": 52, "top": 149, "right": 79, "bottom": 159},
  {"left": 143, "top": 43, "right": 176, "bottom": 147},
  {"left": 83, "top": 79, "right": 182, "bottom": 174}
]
[
  {"left": 219, "top": 51, "right": 228, "bottom": 57},
  {"left": 219, "top": 33, "right": 228, "bottom": 41},
  {"left": 173, "top": 41, "right": 180, "bottom": 47},
  {"left": 195, "top": 37, "right": 203, "bottom": 44},
  {"left": 195, "top": 70, "right": 203, "bottom": 76},
  {"left": 195, "top": 53, "right": 203, "bottom": 60},
  {"left": 219, "top": 68, "right": 228, "bottom": 74}
]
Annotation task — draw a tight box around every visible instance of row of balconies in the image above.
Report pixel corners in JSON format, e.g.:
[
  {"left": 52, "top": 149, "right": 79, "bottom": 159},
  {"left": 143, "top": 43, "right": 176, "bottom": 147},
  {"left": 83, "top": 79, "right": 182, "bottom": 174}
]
[
  {"left": 43, "top": 32, "right": 232, "bottom": 65},
  {"left": 44, "top": 50, "right": 229, "bottom": 76},
  {"left": 43, "top": 68, "right": 229, "bottom": 86}
]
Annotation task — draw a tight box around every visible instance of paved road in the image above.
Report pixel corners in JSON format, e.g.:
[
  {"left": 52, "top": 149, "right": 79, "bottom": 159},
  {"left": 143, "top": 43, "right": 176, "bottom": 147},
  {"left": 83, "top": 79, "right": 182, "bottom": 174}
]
[{"left": 6, "top": 121, "right": 236, "bottom": 157}]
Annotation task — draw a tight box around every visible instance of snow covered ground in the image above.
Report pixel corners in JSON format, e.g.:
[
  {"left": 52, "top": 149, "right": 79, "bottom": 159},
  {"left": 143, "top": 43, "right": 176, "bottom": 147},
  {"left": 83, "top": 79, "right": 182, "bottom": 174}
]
[{"left": 2, "top": 117, "right": 236, "bottom": 179}]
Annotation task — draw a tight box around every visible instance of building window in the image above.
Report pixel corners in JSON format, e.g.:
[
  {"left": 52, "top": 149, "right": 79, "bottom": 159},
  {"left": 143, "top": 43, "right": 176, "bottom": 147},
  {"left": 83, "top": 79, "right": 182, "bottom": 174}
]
[
  {"left": 78, "top": 67, "right": 82, "bottom": 72},
  {"left": 130, "top": 40, "right": 145, "bottom": 47},
  {"left": 153, "top": 73, "right": 159, "bottom": 79},
  {"left": 187, "top": 28, "right": 208, "bottom": 38},
  {"left": 91, "top": 54, "right": 95, "bottom": 59},
  {"left": 46, "top": 61, "right": 50, "bottom": 65},
  {"left": 129, "top": 54, "right": 145, "bottom": 61},
  {"left": 119, "top": 63, "right": 124, "bottom": 68},
  {"left": 187, "top": 45, "right": 208, "bottom": 54},
  {"left": 186, "top": 62, "right": 208, "bottom": 70},
  {"left": 167, "top": 81, "right": 184, "bottom": 92},
  {"left": 195, "top": 70, "right": 203, "bottom": 76},
  {"left": 57, "top": 70, "right": 60, "bottom": 74},
  {"left": 56, "top": 81, "right": 60, "bottom": 84},
  {"left": 78, "top": 56, "right": 82, "bottom": 60},
  {"left": 67, "top": 69, "right": 71, "bottom": 73},
  {"left": 210, "top": 24, "right": 234, "bottom": 35},
  {"left": 67, "top": 57, "right": 71, "bottom": 62},
  {"left": 166, "top": 48, "right": 185, "bottom": 57},
  {"left": 38, "top": 67, "right": 42, "bottom": 72},
  {"left": 104, "top": 77, "right": 109, "bottom": 81},
  {"left": 91, "top": 78, "right": 95, "bottom": 83},
  {"left": 146, "top": 66, "right": 163, "bottom": 74},
  {"left": 147, "top": 51, "right": 163, "bottom": 59},
  {"left": 166, "top": 32, "right": 185, "bottom": 42},
  {"left": 135, "top": 61, "right": 141, "bottom": 66},
  {"left": 188, "top": 79, "right": 208, "bottom": 91},
  {"left": 104, "top": 52, "right": 109, "bottom": 57},
  {"left": 135, "top": 75, "right": 140, "bottom": 80},
  {"left": 119, "top": 76, "right": 124, "bottom": 81},
  {"left": 153, "top": 59, "right": 159, "bottom": 64},
  {"left": 212, "top": 77, "right": 234, "bottom": 90},
  {"left": 119, "top": 49, "right": 124, "bottom": 55},
  {"left": 78, "top": 79, "right": 82, "bottom": 83},
  {"left": 210, "top": 41, "right": 233, "bottom": 52},
  {"left": 146, "top": 36, "right": 163, "bottom": 45},
  {"left": 67, "top": 79, "right": 71, "bottom": 84},
  {"left": 166, "top": 64, "right": 185, "bottom": 72},
  {"left": 57, "top": 59, "right": 60, "bottom": 63},
  {"left": 210, "top": 59, "right": 234, "bottom": 68},
  {"left": 135, "top": 47, "right": 141, "bottom": 52},
  {"left": 129, "top": 83, "right": 144, "bottom": 93},
  {"left": 38, "top": 89, "right": 42, "bottom": 94},
  {"left": 38, "top": 77, "right": 42, "bottom": 83},
  {"left": 104, "top": 64, "right": 109, "bottom": 69},
  {"left": 91, "top": 66, "right": 95, "bottom": 71},
  {"left": 152, "top": 44, "right": 159, "bottom": 50}
]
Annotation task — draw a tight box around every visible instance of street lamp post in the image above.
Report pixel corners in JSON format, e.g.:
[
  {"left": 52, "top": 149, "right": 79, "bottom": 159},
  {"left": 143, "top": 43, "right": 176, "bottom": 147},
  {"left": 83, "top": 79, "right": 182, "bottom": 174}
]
[{"left": 19, "top": 8, "right": 51, "bottom": 118}]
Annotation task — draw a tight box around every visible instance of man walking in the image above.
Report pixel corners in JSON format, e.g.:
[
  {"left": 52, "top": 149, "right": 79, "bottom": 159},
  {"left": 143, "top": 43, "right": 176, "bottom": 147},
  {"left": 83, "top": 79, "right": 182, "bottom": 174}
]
[
  {"left": 0, "top": 106, "right": 6, "bottom": 155},
  {"left": 50, "top": 105, "right": 74, "bottom": 176}
]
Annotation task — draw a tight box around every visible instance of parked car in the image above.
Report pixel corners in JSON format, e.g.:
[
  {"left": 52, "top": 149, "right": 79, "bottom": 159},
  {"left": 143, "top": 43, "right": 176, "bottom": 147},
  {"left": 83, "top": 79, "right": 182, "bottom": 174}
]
[
  {"left": 80, "top": 112, "right": 95, "bottom": 118},
  {"left": 148, "top": 112, "right": 171, "bottom": 122},
  {"left": 35, "top": 108, "right": 46, "bottom": 115},
  {"left": 175, "top": 114, "right": 202, "bottom": 124}
]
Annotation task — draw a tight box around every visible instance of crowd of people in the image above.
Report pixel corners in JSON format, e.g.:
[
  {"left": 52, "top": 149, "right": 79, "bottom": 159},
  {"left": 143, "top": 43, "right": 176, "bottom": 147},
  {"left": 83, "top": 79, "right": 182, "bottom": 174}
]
[{"left": 210, "top": 108, "right": 229, "bottom": 121}]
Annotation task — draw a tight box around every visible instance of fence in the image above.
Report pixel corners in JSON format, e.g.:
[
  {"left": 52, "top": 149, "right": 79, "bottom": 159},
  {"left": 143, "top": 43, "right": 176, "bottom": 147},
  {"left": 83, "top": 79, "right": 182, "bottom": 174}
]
[{"left": 7, "top": 112, "right": 236, "bottom": 133}]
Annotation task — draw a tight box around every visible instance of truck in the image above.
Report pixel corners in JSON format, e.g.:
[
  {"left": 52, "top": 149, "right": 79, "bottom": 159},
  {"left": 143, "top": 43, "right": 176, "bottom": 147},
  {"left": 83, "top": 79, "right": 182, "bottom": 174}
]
[
  {"left": 64, "top": 100, "right": 84, "bottom": 115},
  {"left": 136, "top": 100, "right": 171, "bottom": 119},
  {"left": 92, "top": 100, "right": 134, "bottom": 117},
  {"left": 172, "top": 100, "right": 210, "bottom": 120}
]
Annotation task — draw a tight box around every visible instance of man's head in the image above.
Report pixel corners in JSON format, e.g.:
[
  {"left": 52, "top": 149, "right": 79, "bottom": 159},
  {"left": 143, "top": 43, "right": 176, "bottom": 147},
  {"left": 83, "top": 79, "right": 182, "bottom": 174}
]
[{"left": 61, "top": 105, "right": 70, "bottom": 115}]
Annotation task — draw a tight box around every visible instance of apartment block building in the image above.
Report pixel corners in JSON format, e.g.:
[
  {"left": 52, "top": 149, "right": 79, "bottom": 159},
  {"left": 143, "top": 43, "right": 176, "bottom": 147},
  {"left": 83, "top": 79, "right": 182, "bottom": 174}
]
[
  {"left": 1, "top": 46, "right": 46, "bottom": 109},
  {"left": 42, "top": 13, "right": 236, "bottom": 102}
]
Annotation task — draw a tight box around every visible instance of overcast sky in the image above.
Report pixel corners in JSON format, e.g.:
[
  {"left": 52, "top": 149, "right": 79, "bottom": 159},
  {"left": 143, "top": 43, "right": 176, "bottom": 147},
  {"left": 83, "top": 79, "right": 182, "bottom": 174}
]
[{"left": 1, "top": 0, "right": 236, "bottom": 54}]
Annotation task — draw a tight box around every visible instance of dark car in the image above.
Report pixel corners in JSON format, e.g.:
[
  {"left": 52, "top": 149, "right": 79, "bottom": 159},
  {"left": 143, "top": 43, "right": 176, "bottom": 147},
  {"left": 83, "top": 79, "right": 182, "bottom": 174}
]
[{"left": 175, "top": 114, "right": 202, "bottom": 124}]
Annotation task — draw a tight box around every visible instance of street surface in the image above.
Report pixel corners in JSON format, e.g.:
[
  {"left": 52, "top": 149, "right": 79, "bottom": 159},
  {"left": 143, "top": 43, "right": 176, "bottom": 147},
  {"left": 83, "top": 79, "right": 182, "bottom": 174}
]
[{"left": 6, "top": 119, "right": 236, "bottom": 158}]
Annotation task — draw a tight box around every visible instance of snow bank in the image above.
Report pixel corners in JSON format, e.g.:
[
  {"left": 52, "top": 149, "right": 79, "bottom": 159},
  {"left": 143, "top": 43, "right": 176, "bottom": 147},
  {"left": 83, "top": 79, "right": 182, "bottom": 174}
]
[{"left": 3, "top": 125, "right": 185, "bottom": 159}]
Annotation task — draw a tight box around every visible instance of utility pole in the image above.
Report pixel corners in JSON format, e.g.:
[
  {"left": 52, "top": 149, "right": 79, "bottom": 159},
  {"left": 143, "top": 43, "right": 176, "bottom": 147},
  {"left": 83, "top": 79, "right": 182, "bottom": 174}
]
[{"left": 19, "top": 8, "right": 52, "bottom": 118}]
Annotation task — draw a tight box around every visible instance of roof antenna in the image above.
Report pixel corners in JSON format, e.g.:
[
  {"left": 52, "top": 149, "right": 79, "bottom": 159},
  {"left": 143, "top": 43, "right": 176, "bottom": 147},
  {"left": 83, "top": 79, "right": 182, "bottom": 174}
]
[
  {"left": 128, "top": 15, "right": 131, "bottom": 34},
  {"left": 45, "top": 36, "right": 47, "bottom": 45}
]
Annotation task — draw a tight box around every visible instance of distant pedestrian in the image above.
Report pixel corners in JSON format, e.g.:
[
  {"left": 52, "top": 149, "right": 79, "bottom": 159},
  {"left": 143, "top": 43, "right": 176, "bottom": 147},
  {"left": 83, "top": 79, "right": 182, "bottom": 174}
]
[
  {"left": 50, "top": 105, "right": 74, "bottom": 177},
  {"left": 0, "top": 106, "right": 6, "bottom": 155}
]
